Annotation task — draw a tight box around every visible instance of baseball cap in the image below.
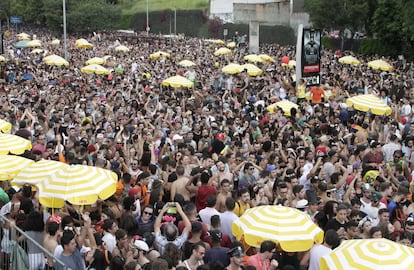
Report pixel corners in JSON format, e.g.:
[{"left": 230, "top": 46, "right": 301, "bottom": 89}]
[
  {"left": 406, "top": 213, "right": 414, "bottom": 225},
  {"left": 133, "top": 240, "right": 149, "bottom": 252},
  {"left": 227, "top": 246, "right": 244, "bottom": 257},
  {"left": 0, "top": 188, "right": 10, "bottom": 205},
  {"left": 266, "top": 165, "right": 277, "bottom": 172},
  {"left": 296, "top": 199, "right": 308, "bottom": 209},
  {"left": 209, "top": 230, "right": 222, "bottom": 242},
  {"left": 128, "top": 187, "right": 141, "bottom": 198}
]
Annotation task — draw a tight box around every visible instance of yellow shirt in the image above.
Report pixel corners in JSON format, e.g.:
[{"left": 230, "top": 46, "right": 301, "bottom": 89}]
[
  {"left": 297, "top": 84, "right": 306, "bottom": 99},
  {"left": 234, "top": 200, "right": 251, "bottom": 217}
]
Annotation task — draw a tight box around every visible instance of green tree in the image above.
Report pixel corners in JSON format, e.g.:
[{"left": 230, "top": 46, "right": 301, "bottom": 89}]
[
  {"left": 42, "top": 0, "right": 122, "bottom": 33},
  {"left": 304, "top": 0, "right": 368, "bottom": 31},
  {"left": 371, "top": 0, "right": 402, "bottom": 43},
  {"left": 9, "top": 0, "right": 44, "bottom": 23}
]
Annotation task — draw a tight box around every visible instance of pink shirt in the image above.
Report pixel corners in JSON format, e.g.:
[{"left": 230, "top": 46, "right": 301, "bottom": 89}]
[{"left": 246, "top": 253, "right": 270, "bottom": 270}]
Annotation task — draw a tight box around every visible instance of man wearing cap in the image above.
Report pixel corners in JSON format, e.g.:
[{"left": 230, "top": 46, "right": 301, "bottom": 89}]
[
  {"left": 226, "top": 246, "right": 245, "bottom": 270},
  {"left": 405, "top": 214, "right": 414, "bottom": 235},
  {"left": 360, "top": 184, "right": 386, "bottom": 226},
  {"left": 204, "top": 230, "right": 230, "bottom": 266}
]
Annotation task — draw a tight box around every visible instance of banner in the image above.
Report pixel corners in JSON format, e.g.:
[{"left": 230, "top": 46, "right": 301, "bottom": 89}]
[{"left": 301, "top": 29, "right": 321, "bottom": 86}]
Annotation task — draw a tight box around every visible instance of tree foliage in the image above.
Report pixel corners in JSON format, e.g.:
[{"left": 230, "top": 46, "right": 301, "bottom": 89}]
[
  {"left": 304, "top": 0, "right": 368, "bottom": 31},
  {"left": 305, "top": 0, "right": 414, "bottom": 56},
  {"left": 6, "top": 0, "right": 122, "bottom": 33}
]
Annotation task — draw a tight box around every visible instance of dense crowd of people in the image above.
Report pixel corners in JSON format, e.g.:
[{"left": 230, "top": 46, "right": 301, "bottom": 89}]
[{"left": 0, "top": 26, "right": 414, "bottom": 270}]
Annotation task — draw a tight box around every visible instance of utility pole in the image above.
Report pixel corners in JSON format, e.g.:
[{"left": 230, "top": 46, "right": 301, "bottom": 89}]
[{"left": 63, "top": 0, "right": 67, "bottom": 60}]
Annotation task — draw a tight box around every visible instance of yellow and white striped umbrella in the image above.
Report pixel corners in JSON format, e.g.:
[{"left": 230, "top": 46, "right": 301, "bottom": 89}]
[
  {"left": 26, "top": 40, "right": 42, "bottom": 47},
  {"left": 282, "top": 60, "right": 296, "bottom": 69},
  {"left": 43, "top": 54, "right": 69, "bottom": 67},
  {"left": 368, "top": 59, "right": 393, "bottom": 71},
  {"left": 115, "top": 45, "right": 130, "bottom": 52},
  {"left": 320, "top": 238, "right": 414, "bottom": 270},
  {"left": 259, "top": 54, "right": 275, "bottom": 62},
  {"left": 244, "top": 54, "right": 264, "bottom": 63},
  {"left": 12, "top": 159, "right": 68, "bottom": 187},
  {"left": 86, "top": 57, "right": 105, "bottom": 65},
  {"left": 346, "top": 94, "right": 392, "bottom": 116},
  {"left": 339, "top": 55, "right": 361, "bottom": 65},
  {"left": 267, "top": 100, "right": 299, "bottom": 116},
  {"left": 222, "top": 63, "right": 243, "bottom": 75},
  {"left": 214, "top": 47, "right": 232, "bottom": 56},
  {"left": 150, "top": 51, "right": 170, "bottom": 60},
  {"left": 232, "top": 205, "right": 324, "bottom": 251},
  {"left": 75, "top": 38, "right": 93, "bottom": 49},
  {"left": 241, "top": 63, "right": 263, "bottom": 76},
  {"left": 162, "top": 75, "right": 194, "bottom": 88},
  {"left": 81, "top": 64, "right": 110, "bottom": 75},
  {"left": 178, "top": 60, "right": 196, "bottom": 67},
  {"left": 0, "top": 120, "right": 12, "bottom": 133},
  {"left": 0, "top": 155, "right": 34, "bottom": 180},
  {"left": 0, "top": 133, "right": 32, "bottom": 155},
  {"left": 31, "top": 49, "right": 43, "bottom": 54},
  {"left": 51, "top": 39, "right": 60, "bottom": 45},
  {"left": 17, "top": 33, "right": 30, "bottom": 40},
  {"left": 227, "top": 42, "right": 236, "bottom": 48},
  {"left": 38, "top": 165, "right": 118, "bottom": 208}
]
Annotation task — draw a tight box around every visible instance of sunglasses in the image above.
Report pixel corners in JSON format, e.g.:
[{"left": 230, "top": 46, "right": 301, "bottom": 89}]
[{"left": 143, "top": 211, "right": 153, "bottom": 215}]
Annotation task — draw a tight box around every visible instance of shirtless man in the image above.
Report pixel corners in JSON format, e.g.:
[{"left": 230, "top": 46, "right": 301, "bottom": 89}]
[
  {"left": 354, "top": 123, "right": 369, "bottom": 146},
  {"left": 212, "top": 160, "right": 234, "bottom": 185},
  {"left": 43, "top": 220, "right": 61, "bottom": 269},
  {"left": 171, "top": 165, "right": 192, "bottom": 201},
  {"left": 215, "top": 179, "right": 232, "bottom": 213}
]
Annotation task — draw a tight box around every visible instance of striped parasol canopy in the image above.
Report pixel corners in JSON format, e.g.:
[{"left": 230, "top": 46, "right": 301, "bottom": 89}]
[
  {"left": 86, "top": 57, "right": 105, "bottom": 65},
  {"left": 368, "top": 59, "right": 393, "bottom": 71},
  {"left": 115, "top": 45, "right": 130, "bottom": 52},
  {"left": 244, "top": 54, "right": 264, "bottom": 63},
  {"left": 81, "top": 64, "right": 110, "bottom": 75},
  {"left": 150, "top": 51, "right": 170, "bottom": 60},
  {"left": 214, "top": 47, "right": 232, "bottom": 56},
  {"left": 222, "top": 63, "right": 243, "bottom": 75},
  {"left": 178, "top": 60, "right": 196, "bottom": 67},
  {"left": 346, "top": 94, "right": 392, "bottom": 115},
  {"left": 232, "top": 205, "right": 324, "bottom": 251},
  {"left": 267, "top": 100, "right": 299, "bottom": 116},
  {"left": 162, "top": 75, "right": 194, "bottom": 88},
  {"left": 241, "top": 63, "right": 263, "bottom": 76},
  {"left": 12, "top": 159, "right": 68, "bottom": 188},
  {"left": 338, "top": 55, "right": 361, "bottom": 65},
  {"left": 320, "top": 238, "right": 414, "bottom": 270},
  {"left": 0, "top": 119, "right": 12, "bottom": 133},
  {"left": 259, "top": 54, "right": 275, "bottom": 62},
  {"left": 37, "top": 165, "right": 118, "bottom": 208},
  {"left": 43, "top": 54, "right": 69, "bottom": 66},
  {"left": 0, "top": 133, "right": 32, "bottom": 155},
  {"left": 75, "top": 38, "right": 93, "bottom": 48},
  {"left": 0, "top": 155, "right": 34, "bottom": 180}
]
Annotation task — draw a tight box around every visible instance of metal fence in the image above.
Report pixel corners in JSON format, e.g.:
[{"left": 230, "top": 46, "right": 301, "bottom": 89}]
[{"left": 0, "top": 215, "right": 67, "bottom": 270}]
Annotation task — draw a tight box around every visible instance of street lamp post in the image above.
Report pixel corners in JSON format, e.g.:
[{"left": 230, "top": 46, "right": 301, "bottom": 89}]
[
  {"left": 146, "top": 0, "right": 150, "bottom": 34},
  {"left": 63, "top": 0, "right": 67, "bottom": 60}
]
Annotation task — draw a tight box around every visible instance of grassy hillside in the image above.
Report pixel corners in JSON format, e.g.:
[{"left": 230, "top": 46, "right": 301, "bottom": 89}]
[{"left": 121, "top": 0, "right": 209, "bottom": 16}]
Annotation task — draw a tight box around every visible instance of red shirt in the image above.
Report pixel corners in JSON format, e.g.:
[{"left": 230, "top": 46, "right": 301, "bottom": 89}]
[{"left": 196, "top": 186, "right": 216, "bottom": 212}]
